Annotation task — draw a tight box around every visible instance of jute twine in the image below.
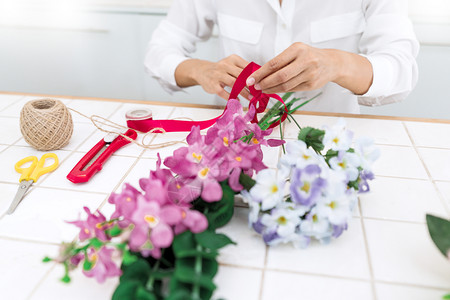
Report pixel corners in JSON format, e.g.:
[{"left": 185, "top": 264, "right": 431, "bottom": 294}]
[
  {"left": 68, "top": 108, "right": 187, "bottom": 150},
  {"left": 19, "top": 97, "right": 188, "bottom": 151},
  {"left": 20, "top": 98, "right": 73, "bottom": 151}
]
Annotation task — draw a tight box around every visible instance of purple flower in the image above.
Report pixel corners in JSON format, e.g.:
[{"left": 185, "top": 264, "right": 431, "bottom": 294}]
[
  {"left": 68, "top": 207, "right": 110, "bottom": 242},
  {"left": 290, "top": 165, "right": 326, "bottom": 207},
  {"left": 82, "top": 246, "right": 122, "bottom": 283},
  {"left": 358, "top": 170, "right": 375, "bottom": 193}
]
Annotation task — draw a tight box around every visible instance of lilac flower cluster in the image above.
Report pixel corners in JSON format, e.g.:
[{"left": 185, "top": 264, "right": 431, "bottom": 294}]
[
  {"left": 164, "top": 99, "right": 283, "bottom": 202},
  {"left": 68, "top": 156, "right": 209, "bottom": 282},
  {"left": 243, "top": 119, "right": 380, "bottom": 248},
  {"left": 66, "top": 99, "right": 279, "bottom": 283}
]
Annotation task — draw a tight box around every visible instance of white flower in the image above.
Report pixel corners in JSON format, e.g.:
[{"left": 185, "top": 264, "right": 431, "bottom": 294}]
[
  {"left": 328, "top": 151, "right": 361, "bottom": 181},
  {"left": 250, "top": 169, "right": 285, "bottom": 211},
  {"left": 316, "top": 193, "right": 353, "bottom": 226},
  {"left": 260, "top": 205, "right": 302, "bottom": 242},
  {"left": 322, "top": 119, "right": 353, "bottom": 151},
  {"left": 354, "top": 137, "right": 380, "bottom": 171},
  {"left": 300, "top": 207, "right": 332, "bottom": 241},
  {"left": 278, "top": 140, "right": 323, "bottom": 179},
  {"left": 240, "top": 190, "right": 261, "bottom": 227}
]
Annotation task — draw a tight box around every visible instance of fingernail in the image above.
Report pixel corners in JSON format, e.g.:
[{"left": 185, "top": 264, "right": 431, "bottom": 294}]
[
  {"left": 248, "top": 95, "right": 254, "bottom": 101},
  {"left": 254, "top": 83, "right": 261, "bottom": 90},
  {"left": 246, "top": 77, "right": 255, "bottom": 86}
]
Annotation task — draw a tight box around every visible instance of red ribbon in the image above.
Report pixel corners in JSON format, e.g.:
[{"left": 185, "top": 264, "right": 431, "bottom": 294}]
[{"left": 127, "top": 62, "right": 288, "bottom": 133}]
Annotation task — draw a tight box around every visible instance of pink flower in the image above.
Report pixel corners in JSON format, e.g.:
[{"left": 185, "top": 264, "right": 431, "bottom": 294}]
[
  {"left": 128, "top": 197, "right": 182, "bottom": 258},
  {"left": 108, "top": 183, "right": 139, "bottom": 228},
  {"left": 174, "top": 207, "right": 208, "bottom": 234},
  {"left": 68, "top": 207, "right": 110, "bottom": 242},
  {"left": 82, "top": 246, "right": 122, "bottom": 283}
]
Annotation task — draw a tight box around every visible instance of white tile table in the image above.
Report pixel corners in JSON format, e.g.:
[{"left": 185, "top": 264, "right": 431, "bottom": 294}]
[{"left": 0, "top": 91, "right": 449, "bottom": 300}]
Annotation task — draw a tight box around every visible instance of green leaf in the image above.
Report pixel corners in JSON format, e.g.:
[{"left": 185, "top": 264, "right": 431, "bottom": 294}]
[
  {"left": 177, "top": 257, "right": 218, "bottom": 279},
  {"left": 106, "top": 224, "right": 123, "bottom": 237},
  {"left": 42, "top": 256, "right": 52, "bottom": 263},
  {"left": 112, "top": 280, "right": 140, "bottom": 300},
  {"left": 173, "top": 232, "right": 196, "bottom": 257},
  {"left": 120, "top": 258, "right": 151, "bottom": 285},
  {"left": 89, "top": 237, "right": 104, "bottom": 250},
  {"left": 239, "top": 172, "right": 256, "bottom": 191},
  {"left": 443, "top": 293, "right": 450, "bottom": 299},
  {"left": 136, "top": 285, "right": 157, "bottom": 300},
  {"left": 298, "top": 127, "right": 325, "bottom": 153},
  {"left": 174, "top": 267, "right": 216, "bottom": 291},
  {"left": 83, "top": 259, "right": 94, "bottom": 271},
  {"left": 61, "top": 274, "right": 71, "bottom": 283},
  {"left": 195, "top": 230, "right": 236, "bottom": 251},
  {"left": 207, "top": 182, "right": 235, "bottom": 230},
  {"left": 426, "top": 214, "right": 450, "bottom": 257},
  {"left": 165, "top": 289, "right": 192, "bottom": 300},
  {"left": 122, "top": 249, "right": 139, "bottom": 266}
]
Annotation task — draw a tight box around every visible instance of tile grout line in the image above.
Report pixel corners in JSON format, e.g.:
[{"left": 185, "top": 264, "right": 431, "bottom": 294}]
[
  {"left": 0, "top": 235, "right": 61, "bottom": 246},
  {"left": 358, "top": 199, "right": 378, "bottom": 300},
  {"left": 219, "top": 261, "right": 450, "bottom": 292},
  {"left": 402, "top": 122, "right": 450, "bottom": 216},
  {"left": 257, "top": 245, "right": 269, "bottom": 300},
  {"left": 0, "top": 95, "right": 26, "bottom": 113},
  {"left": 26, "top": 263, "right": 58, "bottom": 300}
]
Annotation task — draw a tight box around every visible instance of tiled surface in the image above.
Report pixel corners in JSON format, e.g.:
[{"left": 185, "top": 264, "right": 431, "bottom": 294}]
[
  {"left": 0, "top": 238, "right": 59, "bottom": 300},
  {"left": 1, "top": 93, "right": 450, "bottom": 300},
  {"left": 261, "top": 270, "right": 374, "bottom": 300},
  {"left": 359, "top": 177, "right": 448, "bottom": 223},
  {"left": 364, "top": 219, "right": 450, "bottom": 289},
  {"left": 418, "top": 147, "right": 450, "bottom": 181}
]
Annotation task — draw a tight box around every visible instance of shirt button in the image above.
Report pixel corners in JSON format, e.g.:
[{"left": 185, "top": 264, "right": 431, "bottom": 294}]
[{"left": 282, "top": 23, "right": 287, "bottom": 29}]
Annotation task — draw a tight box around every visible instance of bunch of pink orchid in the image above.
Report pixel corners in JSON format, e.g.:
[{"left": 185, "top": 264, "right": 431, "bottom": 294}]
[
  {"left": 165, "top": 99, "right": 283, "bottom": 202},
  {"left": 50, "top": 99, "right": 279, "bottom": 284}
]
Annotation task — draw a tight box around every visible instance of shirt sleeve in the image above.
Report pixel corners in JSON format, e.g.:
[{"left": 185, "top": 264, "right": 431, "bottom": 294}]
[
  {"left": 357, "top": 0, "right": 420, "bottom": 106},
  {"left": 144, "top": 0, "right": 216, "bottom": 94}
]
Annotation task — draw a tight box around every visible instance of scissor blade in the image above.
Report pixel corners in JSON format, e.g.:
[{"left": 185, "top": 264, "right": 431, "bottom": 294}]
[{"left": 7, "top": 180, "right": 33, "bottom": 215}]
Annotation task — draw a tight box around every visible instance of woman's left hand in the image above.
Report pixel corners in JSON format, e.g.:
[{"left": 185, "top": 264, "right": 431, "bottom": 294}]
[
  {"left": 246, "top": 42, "right": 338, "bottom": 94},
  {"left": 246, "top": 42, "right": 373, "bottom": 96}
]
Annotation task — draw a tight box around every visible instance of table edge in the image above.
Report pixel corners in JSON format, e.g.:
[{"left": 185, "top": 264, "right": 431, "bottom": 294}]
[{"left": 2, "top": 90, "right": 449, "bottom": 124}]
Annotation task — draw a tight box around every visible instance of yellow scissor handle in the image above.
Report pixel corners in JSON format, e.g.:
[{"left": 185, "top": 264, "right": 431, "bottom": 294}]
[
  {"left": 15, "top": 153, "right": 59, "bottom": 182},
  {"left": 15, "top": 156, "right": 38, "bottom": 182}
]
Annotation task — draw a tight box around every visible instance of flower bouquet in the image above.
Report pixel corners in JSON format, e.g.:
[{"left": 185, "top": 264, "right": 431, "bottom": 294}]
[{"left": 45, "top": 93, "right": 379, "bottom": 300}]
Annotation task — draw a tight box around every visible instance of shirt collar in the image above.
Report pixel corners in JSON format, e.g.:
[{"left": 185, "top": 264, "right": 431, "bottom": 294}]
[{"left": 265, "top": 0, "right": 294, "bottom": 25}]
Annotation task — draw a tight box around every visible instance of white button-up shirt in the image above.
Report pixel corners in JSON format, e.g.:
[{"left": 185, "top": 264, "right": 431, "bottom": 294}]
[{"left": 145, "top": 0, "right": 419, "bottom": 114}]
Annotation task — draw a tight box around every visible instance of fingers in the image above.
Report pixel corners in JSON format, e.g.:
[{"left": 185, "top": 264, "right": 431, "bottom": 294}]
[
  {"left": 261, "top": 68, "right": 316, "bottom": 94},
  {"left": 246, "top": 45, "right": 299, "bottom": 88},
  {"left": 216, "top": 84, "right": 231, "bottom": 100},
  {"left": 255, "top": 61, "right": 305, "bottom": 92}
]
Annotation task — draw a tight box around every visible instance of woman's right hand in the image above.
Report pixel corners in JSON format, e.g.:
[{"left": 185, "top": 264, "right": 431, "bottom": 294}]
[{"left": 175, "top": 55, "right": 252, "bottom": 100}]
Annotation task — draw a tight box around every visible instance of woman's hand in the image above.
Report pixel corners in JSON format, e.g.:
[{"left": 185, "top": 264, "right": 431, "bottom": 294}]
[
  {"left": 246, "top": 42, "right": 373, "bottom": 96},
  {"left": 175, "top": 55, "right": 252, "bottom": 100}
]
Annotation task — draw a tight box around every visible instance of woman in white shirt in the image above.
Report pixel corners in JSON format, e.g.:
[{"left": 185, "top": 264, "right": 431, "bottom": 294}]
[{"left": 145, "top": 0, "right": 419, "bottom": 114}]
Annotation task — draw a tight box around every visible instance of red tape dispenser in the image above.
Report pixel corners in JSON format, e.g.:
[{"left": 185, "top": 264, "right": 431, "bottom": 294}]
[{"left": 67, "top": 129, "right": 137, "bottom": 183}]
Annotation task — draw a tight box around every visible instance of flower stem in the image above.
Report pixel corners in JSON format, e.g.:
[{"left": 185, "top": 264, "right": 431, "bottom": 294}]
[
  {"left": 192, "top": 244, "right": 203, "bottom": 300},
  {"left": 279, "top": 121, "right": 285, "bottom": 155},
  {"left": 146, "top": 249, "right": 164, "bottom": 291},
  {"left": 288, "top": 113, "right": 302, "bottom": 130}
]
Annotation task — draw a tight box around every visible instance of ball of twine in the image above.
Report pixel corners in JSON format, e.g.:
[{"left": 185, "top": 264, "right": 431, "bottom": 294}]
[{"left": 20, "top": 98, "right": 73, "bottom": 151}]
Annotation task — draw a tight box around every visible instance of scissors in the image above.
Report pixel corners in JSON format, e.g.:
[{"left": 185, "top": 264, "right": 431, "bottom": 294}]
[{"left": 7, "top": 153, "right": 59, "bottom": 215}]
